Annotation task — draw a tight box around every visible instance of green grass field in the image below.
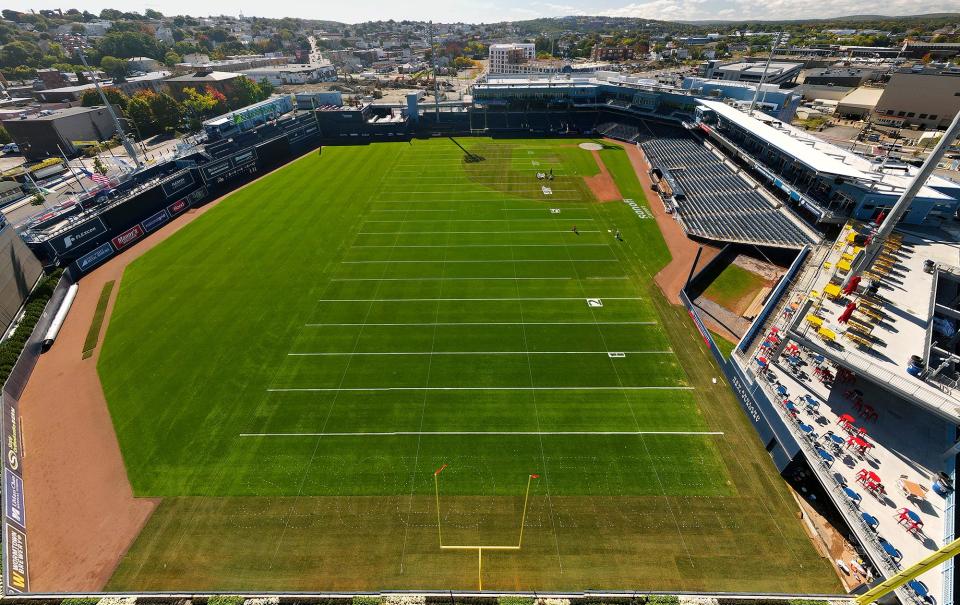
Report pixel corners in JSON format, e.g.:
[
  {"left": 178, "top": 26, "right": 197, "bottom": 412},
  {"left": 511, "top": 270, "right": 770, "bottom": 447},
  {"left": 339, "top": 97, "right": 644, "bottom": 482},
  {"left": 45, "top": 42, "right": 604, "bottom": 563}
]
[
  {"left": 703, "top": 264, "right": 767, "bottom": 312},
  {"left": 98, "top": 138, "right": 840, "bottom": 593}
]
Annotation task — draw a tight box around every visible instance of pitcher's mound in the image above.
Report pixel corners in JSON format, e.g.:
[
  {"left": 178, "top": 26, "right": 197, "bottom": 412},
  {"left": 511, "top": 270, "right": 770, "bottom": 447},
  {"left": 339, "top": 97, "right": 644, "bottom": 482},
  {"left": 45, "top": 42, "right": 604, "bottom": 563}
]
[{"left": 579, "top": 142, "right": 603, "bottom": 151}]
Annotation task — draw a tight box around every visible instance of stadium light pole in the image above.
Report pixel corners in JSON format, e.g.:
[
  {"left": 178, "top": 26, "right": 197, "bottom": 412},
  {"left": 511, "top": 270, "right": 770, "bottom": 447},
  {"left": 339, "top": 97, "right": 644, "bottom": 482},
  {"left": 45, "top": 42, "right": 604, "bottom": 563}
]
[
  {"left": 849, "top": 107, "right": 960, "bottom": 278},
  {"left": 747, "top": 32, "right": 783, "bottom": 115},
  {"left": 76, "top": 50, "right": 142, "bottom": 170}
]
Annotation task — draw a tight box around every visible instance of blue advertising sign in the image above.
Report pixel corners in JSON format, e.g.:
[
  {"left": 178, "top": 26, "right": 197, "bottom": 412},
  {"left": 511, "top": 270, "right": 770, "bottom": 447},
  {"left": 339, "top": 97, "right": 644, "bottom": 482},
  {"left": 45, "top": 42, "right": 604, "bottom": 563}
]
[
  {"left": 141, "top": 209, "right": 169, "bottom": 233},
  {"left": 3, "top": 468, "right": 24, "bottom": 530},
  {"left": 76, "top": 241, "right": 114, "bottom": 274},
  {"left": 160, "top": 171, "right": 195, "bottom": 199}
]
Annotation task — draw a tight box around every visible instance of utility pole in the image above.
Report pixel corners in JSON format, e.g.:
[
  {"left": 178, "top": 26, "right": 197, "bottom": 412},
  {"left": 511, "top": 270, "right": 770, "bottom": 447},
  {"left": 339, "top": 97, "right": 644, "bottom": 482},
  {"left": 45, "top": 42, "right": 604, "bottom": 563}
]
[
  {"left": 76, "top": 50, "right": 141, "bottom": 169},
  {"left": 748, "top": 31, "right": 783, "bottom": 115}
]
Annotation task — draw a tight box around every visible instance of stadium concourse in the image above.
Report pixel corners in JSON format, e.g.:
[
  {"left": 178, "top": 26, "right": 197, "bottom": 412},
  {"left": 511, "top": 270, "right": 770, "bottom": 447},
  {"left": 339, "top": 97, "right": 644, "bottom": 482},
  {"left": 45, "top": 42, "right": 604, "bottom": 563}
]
[{"left": 14, "top": 138, "right": 842, "bottom": 593}]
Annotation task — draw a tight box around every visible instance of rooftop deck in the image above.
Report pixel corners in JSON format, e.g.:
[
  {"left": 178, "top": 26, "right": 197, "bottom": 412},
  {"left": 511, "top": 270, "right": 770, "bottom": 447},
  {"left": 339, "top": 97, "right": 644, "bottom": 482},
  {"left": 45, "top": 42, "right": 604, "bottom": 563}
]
[
  {"left": 787, "top": 223, "right": 960, "bottom": 424},
  {"left": 744, "top": 348, "right": 953, "bottom": 605}
]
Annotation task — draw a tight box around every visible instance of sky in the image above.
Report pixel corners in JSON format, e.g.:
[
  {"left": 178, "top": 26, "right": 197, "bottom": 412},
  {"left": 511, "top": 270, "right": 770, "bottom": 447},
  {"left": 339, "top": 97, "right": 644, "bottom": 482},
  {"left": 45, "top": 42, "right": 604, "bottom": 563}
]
[{"left": 7, "top": 0, "right": 960, "bottom": 24}]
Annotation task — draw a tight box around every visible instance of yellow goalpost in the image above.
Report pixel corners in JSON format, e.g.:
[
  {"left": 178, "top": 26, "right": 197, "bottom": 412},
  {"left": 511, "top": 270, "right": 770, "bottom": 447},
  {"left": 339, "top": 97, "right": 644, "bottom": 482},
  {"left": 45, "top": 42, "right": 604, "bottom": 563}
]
[{"left": 433, "top": 464, "right": 540, "bottom": 590}]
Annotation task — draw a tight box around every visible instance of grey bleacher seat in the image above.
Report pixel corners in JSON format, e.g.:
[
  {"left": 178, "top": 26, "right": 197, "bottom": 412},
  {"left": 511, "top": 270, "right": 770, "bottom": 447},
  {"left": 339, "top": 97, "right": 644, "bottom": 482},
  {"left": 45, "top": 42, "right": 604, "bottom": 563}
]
[{"left": 642, "top": 132, "right": 815, "bottom": 248}]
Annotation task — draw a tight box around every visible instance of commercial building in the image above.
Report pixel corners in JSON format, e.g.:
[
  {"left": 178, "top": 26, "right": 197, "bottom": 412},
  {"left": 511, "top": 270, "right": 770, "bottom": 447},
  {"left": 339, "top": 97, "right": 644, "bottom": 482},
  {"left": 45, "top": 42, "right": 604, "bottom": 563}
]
[
  {"left": 0, "top": 106, "right": 117, "bottom": 160},
  {"left": 488, "top": 43, "right": 536, "bottom": 74},
  {"left": 904, "top": 41, "right": 960, "bottom": 59},
  {"left": 33, "top": 71, "right": 171, "bottom": 103},
  {"left": 239, "top": 63, "right": 337, "bottom": 86},
  {"left": 704, "top": 60, "right": 803, "bottom": 84},
  {"left": 0, "top": 181, "right": 24, "bottom": 207},
  {"left": 0, "top": 219, "right": 44, "bottom": 333},
  {"left": 591, "top": 45, "right": 634, "bottom": 62},
  {"left": 802, "top": 66, "right": 881, "bottom": 87},
  {"left": 874, "top": 66, "right": 960, "bottom": 129},
  {"left": 682, "top": 77, "right": 802, "bottom": 121},
  {"left": 165, "top": 69, "right": 242, "bottom": 99},
  {"left": 836, "top": 86, "right": 884, "bottom": 119}
]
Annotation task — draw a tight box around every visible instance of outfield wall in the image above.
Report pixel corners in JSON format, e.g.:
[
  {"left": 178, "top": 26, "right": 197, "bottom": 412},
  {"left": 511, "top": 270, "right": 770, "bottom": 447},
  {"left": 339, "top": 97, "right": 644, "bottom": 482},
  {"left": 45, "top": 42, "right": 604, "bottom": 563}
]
[
  {"left": 678, "top": 245, "right": 811, "bottom": 471},
  {"left": 1, "top": 268, "right": 76, "bottom": 593}
]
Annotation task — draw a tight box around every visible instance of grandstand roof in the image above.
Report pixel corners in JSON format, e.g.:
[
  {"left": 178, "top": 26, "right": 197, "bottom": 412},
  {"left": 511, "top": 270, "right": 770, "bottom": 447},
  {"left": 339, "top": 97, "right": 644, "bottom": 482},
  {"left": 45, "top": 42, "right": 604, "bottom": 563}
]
[{"left": 698, "top": 99, "right": 955, "bottom": 200}]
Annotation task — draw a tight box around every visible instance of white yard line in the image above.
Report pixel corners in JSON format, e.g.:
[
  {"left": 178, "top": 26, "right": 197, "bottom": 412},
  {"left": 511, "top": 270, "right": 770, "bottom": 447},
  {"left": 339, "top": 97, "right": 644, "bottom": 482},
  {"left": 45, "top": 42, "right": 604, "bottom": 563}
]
[
  {"left": 306, "top": 321, "right": 655, "bottom": 326},
  {"left": 363, "top": 218, "right": 594, "bottom": 223},
  {"left": 288, "top": 350, "right": 673, "bottom": 356},
  {"left": 329, "top": 276, "right": 628, "bottom": 282},
  {"left": 240, "top": 430, "right": 723, "bottom": 437},
  {"left": 359, "top": 230, "right": 601, "bottom": 235},
  {"left": 268, "top": 386, "right": 693, "bottom": 392},
  {"left": 351, "top": 243, "right": 609, "bottom": 248},
  {"left": 340, "top": 259, "right": 617, "bottom": 264},
  {"left": 316, "top": 296, "right": 643, "bottom": 302}
]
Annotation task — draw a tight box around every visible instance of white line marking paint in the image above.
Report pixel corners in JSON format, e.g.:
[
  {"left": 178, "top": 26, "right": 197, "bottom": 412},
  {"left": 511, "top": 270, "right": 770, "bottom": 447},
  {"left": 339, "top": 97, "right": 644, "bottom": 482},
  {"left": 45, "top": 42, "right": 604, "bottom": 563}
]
[
  {"left": 340, "top": 259, "right": 617, "bottom": 264},
  {"left": 316, "top": 297, "right": 644, "bottom": 302},
  {"left": 358, "top": 230, "right": 601, "bottom": 235},
  {"left": 240, "top": 430, "right": 723, "bottom": 437},
  {"left": 288, "top": 350, "right": 673, "bottom": 356},
  {"left": 306, "top": 321, "right": 656, "bottom": 326},
  {"left": 268, "top": 386, "right": 693, "bottom": 392}
]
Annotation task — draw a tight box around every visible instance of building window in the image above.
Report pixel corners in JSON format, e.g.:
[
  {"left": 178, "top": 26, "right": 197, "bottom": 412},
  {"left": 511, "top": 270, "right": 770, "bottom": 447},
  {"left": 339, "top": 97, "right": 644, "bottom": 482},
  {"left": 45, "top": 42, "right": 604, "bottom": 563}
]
[
  {"left": 931, "top": 115, "right": 938, "bottom": 120},
  {"left": 898, "top": 111, "right": 906, "bottom": 116},
  {"left": 919, "top": 113, "right": 928, "bottom": 119},
  {"left": 907, "top": 112, "right": 915, "bottom": 117}
]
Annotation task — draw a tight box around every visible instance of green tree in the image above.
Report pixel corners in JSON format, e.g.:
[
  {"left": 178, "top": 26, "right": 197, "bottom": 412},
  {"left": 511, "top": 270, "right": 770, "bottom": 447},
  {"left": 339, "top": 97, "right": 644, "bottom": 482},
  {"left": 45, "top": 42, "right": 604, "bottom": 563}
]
[
  {"left": 230, "top": 76, "right": 265, "bottom": 108},
  {"left": 148, "top": 92, "right": 183, "bottom": 132},
  {"left": 181, "top": 87, "right": 221, "bottom": 130},
  {"left": 92, "top": 156, "right": 108, "bottom": 176},
  {"left": 0, "top": 125, "right": 10, "bottom": 145},
  {"left": 126, "top": 93, "right": 156, "bottom": 137},
  {"left": 99, "top": 55, "right": 128, "bottom": 80},
  {"left": 0, "top": 41, "right": 42, "bottom": 68},
  {"left": 96, "top": 31, "right": 162, "bottom": 59},
  {"left": 80, "top": 86, "right": 129, "bottom": 110},
  {"left": 163, "top": 50, "right": 181, "bottom": 66}
]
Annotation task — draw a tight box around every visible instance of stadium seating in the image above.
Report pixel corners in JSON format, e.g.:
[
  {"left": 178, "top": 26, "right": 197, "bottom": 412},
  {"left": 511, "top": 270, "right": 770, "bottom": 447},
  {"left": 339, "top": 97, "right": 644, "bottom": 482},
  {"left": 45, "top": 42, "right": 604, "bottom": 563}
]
[{"left": 640, "top": 133, "right": 818, "bottom": 248}]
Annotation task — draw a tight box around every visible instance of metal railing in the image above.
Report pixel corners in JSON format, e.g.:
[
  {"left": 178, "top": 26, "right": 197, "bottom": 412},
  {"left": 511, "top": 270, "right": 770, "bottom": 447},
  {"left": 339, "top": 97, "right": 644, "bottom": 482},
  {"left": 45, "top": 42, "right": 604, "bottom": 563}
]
[{"left": 748, "top": 364, "right": 925, "bottom": 605}]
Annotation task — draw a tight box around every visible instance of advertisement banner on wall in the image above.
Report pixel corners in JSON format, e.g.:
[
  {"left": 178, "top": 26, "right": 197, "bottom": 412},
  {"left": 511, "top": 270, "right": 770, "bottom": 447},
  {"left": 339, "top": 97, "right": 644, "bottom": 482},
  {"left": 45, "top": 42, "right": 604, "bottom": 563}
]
[
  {"left": 76, "top": 242, "right": 114, "bottom": 274},
  {"left": 4, "top": 468, "right": 25, "bottom": 530},
  {"left": 167, "top": 197, "right": 190, "bottom": 217},
  {"left": 160, "top": 171, "right": 195, "bottom": 199},
  {"left": 3, "top": 397, "right": 22, "bottom": 476},
  {"left": 47, "top": 218, "right": 108, "bottom": 256},
  {"left": 5, "top": 523, "right": 28, "bottom": 593},
  {"left": 141, "top": 209, "right": 170, "bottom": 233},
  {"left": 111, "top": 224, "right": 144, "bottom": 251}
]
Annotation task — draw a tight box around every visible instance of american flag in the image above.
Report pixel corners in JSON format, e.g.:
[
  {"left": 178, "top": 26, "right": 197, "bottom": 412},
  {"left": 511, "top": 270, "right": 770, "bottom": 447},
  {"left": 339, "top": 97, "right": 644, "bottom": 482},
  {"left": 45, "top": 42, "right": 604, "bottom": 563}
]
[{"left": 81, "top": 168, "right": 111, "bottom": 187}]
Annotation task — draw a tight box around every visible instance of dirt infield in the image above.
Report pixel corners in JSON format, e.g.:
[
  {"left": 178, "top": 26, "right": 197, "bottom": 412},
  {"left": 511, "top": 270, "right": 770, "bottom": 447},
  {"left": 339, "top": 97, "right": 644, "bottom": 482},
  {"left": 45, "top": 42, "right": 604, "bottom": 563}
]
[
  {"left": 19, "top": 159, "right": 302, "bottom": 591},
  {"left": 583, "top": 150, "right": 622, "bottom": 202}
]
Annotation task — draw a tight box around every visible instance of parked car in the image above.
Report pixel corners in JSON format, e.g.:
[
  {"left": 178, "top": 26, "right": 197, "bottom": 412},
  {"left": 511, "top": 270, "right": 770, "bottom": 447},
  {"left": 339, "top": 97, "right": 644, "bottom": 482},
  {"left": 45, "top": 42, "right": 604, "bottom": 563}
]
[{"left": 2, "top": 143, "right": 19, "bottom": 154}]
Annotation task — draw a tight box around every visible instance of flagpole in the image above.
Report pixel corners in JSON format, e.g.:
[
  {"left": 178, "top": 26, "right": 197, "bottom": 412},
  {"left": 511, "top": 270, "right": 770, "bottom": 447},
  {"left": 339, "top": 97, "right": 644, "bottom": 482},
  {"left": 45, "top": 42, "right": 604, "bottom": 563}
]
[{"left": 57, "top": 144, "right": 89, "bottom": 194}]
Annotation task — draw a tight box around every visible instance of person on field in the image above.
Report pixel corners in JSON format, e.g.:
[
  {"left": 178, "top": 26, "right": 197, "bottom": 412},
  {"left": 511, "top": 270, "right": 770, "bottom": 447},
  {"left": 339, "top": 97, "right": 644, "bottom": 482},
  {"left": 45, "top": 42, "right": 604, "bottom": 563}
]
[{"left": 572, "top": 225, "right": 579, "bottom": 235}]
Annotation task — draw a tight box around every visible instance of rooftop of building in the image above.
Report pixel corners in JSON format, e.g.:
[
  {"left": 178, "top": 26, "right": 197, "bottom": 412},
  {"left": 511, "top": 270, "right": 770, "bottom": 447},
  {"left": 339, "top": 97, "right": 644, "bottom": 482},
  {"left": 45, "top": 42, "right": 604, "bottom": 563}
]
[
  {"left": 785, "top": 223, "right": 960, "bottom": 423},
  {"left": 35, "top": 71, "right": 171, "bottom": 94},
  {"left": 698, "top": 99, "right": 957, "bottom": 200},
  {"left": 839, "top": 87, "right": 884, "bottom": 107},
  {"left": 714, "top": 60, "right": 803, "bottom": 74},
  {"left": 1, "top": 105, "right": 106, "bottom": 122},
  {"left": 167, "top": 70, "right": 242, "bottom": 82},
  {"left": 241, "top": 63, "right": 331, "bottom": 72}
]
